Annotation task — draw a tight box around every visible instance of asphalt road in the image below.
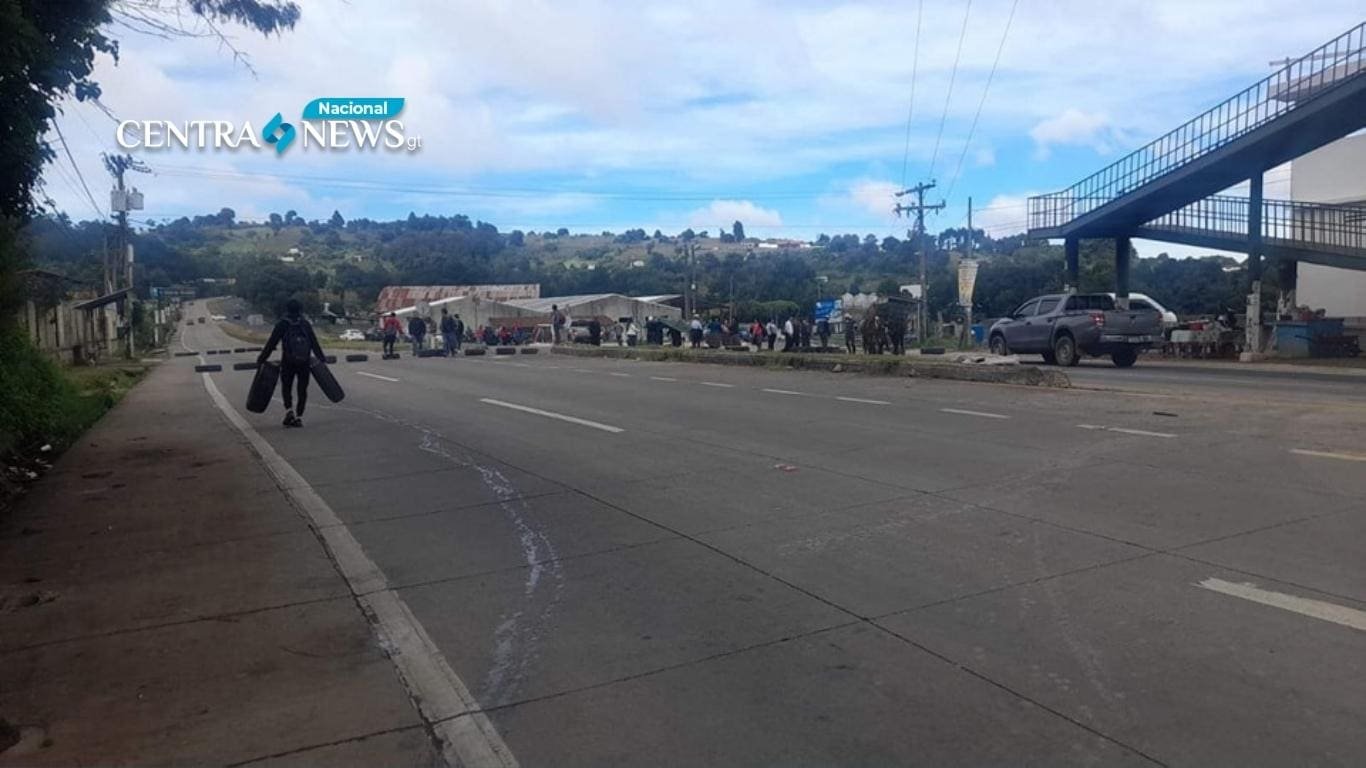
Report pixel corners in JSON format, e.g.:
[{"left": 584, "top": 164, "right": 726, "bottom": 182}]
[{"left": 177, "top": 306, "right": 1366, "bottom": 767}]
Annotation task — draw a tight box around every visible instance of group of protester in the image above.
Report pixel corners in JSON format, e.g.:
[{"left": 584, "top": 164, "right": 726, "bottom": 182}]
[{"left": 379, "top": 307, "right": 534, "bottom": 356}]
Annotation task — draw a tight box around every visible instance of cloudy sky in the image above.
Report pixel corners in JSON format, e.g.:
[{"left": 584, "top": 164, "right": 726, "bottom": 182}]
[{"left": 42, "top": 0, "right": 1364, "bottom": 257}]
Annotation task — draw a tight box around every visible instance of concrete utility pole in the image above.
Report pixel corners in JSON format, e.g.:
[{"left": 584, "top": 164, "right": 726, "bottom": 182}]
[
  {"left": 893, "top": 180, "right": 945, "bottom": 343},
  {"left": 105, "top": 153, "right": 149, "bottom": 358}
]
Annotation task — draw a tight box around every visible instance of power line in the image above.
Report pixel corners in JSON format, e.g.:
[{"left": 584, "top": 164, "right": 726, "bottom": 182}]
[
  {"left": 898, "top": 0, "right": 924, "bottom": 188},
  {"left": 52, "top": 120, "right": 107, "bottom": 218},
  {"left": 928, "top": 0, "right": 973, "bottom": 179},
  {"left": 944, "top": 0, "right": 1018, "bottom": 202}
]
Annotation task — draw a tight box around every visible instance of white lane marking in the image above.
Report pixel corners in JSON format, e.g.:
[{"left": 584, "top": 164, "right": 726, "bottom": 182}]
[
  {"left": 1197, "top": 577, "right": 1366, "bottom": 633},
  {"left": 479, "top": 398, "right": 624, "bottom": 434},
  {"left": 608, "top": 372, "right": 632, "bottom": 377},
  {"left": 649, "top": 376, "right": 677, "bottom": 382},
  {"left": 701, "top": 381, "right": 734, "bottom": 388},
  {"left": 941, "top": 408, "right": 1009, "bottom": 420},
  {"left": 571, "top": 368, "right": 592, "bottom": 373},
  {"left": 356, "top": 371, "right": 400, "bottom": 383},
  {"left": 1290, "top": 448, "right": 1366, "bottom": 463},
  {"left": 836, "top": 396, "right": 891, "bottom": 405},
  {"left": 762, "top": 388, "right": 805, "bottom": 396},
  {"left": 1077, "top": 424, "right": 1175, "bottom": 439},
  {"left": 200, "top": 373, "right": 516, "bottom": 768},
  {"left": 544, "top": 365, "right": 561, "bottom": 369}
]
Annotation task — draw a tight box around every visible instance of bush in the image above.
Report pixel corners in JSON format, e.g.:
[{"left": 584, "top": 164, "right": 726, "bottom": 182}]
[{"left": 0, "top": 328, "right": 112, "bottom": 456}]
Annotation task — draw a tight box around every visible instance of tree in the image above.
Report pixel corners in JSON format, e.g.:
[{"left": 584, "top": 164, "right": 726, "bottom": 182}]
[
  {"left": 268, "top": 212, "right": 283, "bottom": 232},
  {"left": 329, "top": 209, "right": 345, "bottom": 228},
  {"left": 507, "top": 229, "right": 525, "bottom": 247},
  {"left": 556, "top": 227, "right": 570, "bottom": 237},
  {"left": 284, "top": 209, "right": 299, "bottom": 225},
  {"left": 679, "top": 228, "right": 696, "bottom": 241},
  {"left": 732, "top": 220, "right": 746, "bottom": 242},
  {"left": 876, "top": 278, "right": 900, "bottom": 296},
  {"left": 216, "top": 207, "right": 236, "bottom": 227}
]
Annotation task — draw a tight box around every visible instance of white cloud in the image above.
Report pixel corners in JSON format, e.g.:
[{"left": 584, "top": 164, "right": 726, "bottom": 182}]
[
  {"left": 847, "top": 180, "right": 900, "bottom": 218},
  {"left": 687, "top": 199, "right": 782, "bottom": 229},
  {"left": 974, "top": 193, "right": 1034, "bottom": 237},
  {"left": 1029, "top": 108, "right": 1118, "bottom": 159},
  {"left": 973, "top": 147, "right": 996, "bottom": 167}
]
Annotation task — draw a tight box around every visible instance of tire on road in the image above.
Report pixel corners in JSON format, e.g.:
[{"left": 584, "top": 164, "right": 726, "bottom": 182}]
[
  {"left": 519, "top": 347, "right": 539, "bottom": 354},
  {"left": 194, "top": 364, "right": 222, "bottom": 373},
  {"left": 495, "top": 346, "right": 516, "bottom": 355},
  {"left": 1053, "top": 332, "right": 1080, "bottom": 367},
  {"left": 232, "top": 361, "right": 260, "bottom": 371},
  {"left": 1111, "top": 347, "right": 1139, "bottom": 368},
  {"left": 988, "top": 333, "right": 1009, "bottom": 356},
  {"left": 464, "top": 347, "right": 487, "bottom": 356},
  {"left": 345, "top": 353, "right": 369, "bottom": 362}
]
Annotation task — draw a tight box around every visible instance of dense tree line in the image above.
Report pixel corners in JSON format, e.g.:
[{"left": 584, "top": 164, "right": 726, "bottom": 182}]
[{"left": 21, "top": 208, "right": 1261, "bottom": 324}]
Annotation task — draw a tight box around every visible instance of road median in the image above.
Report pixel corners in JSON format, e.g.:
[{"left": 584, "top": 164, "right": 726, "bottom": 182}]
[{"left": 550, "top": 345, "right": 1071, "bottom": 387}]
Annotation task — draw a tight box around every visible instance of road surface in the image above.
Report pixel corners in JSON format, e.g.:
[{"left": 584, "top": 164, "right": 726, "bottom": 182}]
[{"left": 176, "top": 305, "right": 1366, "bottom": 766}]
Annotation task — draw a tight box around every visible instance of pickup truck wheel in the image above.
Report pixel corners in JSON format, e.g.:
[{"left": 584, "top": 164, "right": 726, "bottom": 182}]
[
  {"left": 1111, "top": 347, "right": 1138, "bottom": 368},
  {"left": 1053, "top": 333, "right": 1079, "bottom": 367},
  {"left": 988, "top": 334, "right": 1009, "bottom": 356}
]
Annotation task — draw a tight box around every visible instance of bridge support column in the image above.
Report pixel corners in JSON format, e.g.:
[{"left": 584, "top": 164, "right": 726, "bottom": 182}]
[
  {"left": 1114, "top": 237, "right": 1131, "bottom": 309},
  {"left": 1243, "top": 174, "right": 1264, "bottom": 360},
  {"left": 1064, "top": 237, "right": 1079, "bottom": 291}
]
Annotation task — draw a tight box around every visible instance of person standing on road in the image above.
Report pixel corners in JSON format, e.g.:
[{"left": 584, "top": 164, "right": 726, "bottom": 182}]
[
  {"left": 766, "top": 319, "right": 778, "bottom": 351},
  {"left": 452, "top": 314, "right": 464, "bottom": 352},
  {"left": 626, "top": 319, "right": 639, "bottom": 347},
  {"left": 689, "top": 315, "right": 704, "bottom": 349},
  {"left": 407, "top": 314, "right": 427, "bottom": 356},
  {"left": 782, "top": 317, "right": 795, "bottom": 351},
  {"left": 440, "top": 308, "right": 458, "bottom": 357},
  {"left": 551, "top": 304, "right": 565, "bottom": 344},
  {"left": 844, "top": 319, "right": 857, "bottom": 354},
  {"left": 750, "top": 319, "right": 765, "bottom": 351},
  {"left": 381, "top": 311, "right": 401, "bottom": 356},
  {"left": 817, "top": 318, "right": 831, "bottom": 350},
  {"left": 258, "top": 298, "right": 325, "bottom": 428}
]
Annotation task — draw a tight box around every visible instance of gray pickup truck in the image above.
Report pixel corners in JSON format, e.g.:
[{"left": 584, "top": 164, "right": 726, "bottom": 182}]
[{"left": 987, "top": 293, "right": 1163, "bottom": 367}]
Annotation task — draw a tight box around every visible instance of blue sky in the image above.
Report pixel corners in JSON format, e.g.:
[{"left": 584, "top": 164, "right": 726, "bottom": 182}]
[{"left": 43, "top": 0, "right": 1364, "bottom": 258}]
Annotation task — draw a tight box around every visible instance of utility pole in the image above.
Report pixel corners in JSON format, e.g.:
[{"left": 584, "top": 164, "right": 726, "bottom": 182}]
[
  {"left": 105, "top": 153, "right": 149, "bottom": 357},
  {"left": 965, "top": 196, "right": 974, "bottom": 348},
  {"left": 894, "top": 180, "right": 945, "bottom": 344}
]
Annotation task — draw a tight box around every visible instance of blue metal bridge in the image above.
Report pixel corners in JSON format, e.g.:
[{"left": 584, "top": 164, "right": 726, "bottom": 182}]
[{"left": 1027, "top": 21, "right": 1366, "bottom": 294}]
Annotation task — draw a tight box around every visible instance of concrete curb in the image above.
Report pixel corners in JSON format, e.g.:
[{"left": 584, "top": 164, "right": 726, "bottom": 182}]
[{"left": 550, "top": 346, "right": 1071, "bottom": 388}]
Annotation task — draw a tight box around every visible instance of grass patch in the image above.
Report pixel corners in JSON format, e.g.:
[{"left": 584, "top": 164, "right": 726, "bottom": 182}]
[{"left": 0, "top": 328, "right": 148, "bottom": 458}]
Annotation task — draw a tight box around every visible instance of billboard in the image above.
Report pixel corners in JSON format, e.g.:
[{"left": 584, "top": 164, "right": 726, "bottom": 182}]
[{"left": 814, "top": 299, "right": 843, "bottom": 322}]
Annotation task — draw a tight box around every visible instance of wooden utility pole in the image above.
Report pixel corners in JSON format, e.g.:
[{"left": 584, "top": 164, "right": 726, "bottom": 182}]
[{"left": 894, "top": 181, "right": 945, "bottom": 344}]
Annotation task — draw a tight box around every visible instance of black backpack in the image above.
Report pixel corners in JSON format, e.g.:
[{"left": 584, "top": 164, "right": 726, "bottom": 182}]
[{"left": 283, "top": 320, "right": 312, "bottom": 366}]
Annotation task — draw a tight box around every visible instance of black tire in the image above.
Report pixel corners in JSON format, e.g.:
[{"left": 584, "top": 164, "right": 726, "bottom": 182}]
[
  {"left": 1053, "top": 333, "right": 1079, "bottom": 367},
  {"left": 1041, "top": 350, "right": 1057, "bottom": 365},
  {"left": 1111, "top": 347, "right": 1138, "bottom": 368},
  {"left": 988, "top": 334, "right": 1009, "bottom": 356}
]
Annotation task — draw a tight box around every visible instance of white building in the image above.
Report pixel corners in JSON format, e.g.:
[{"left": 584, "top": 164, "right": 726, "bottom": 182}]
[{"left": 1292, "top": 132, "right": 1366, "bottom": 320}]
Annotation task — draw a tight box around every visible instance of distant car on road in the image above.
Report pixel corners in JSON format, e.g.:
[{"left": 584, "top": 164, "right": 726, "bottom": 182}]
[
  {"left": 210, "top": 314, "right": 226, "bottom": 321},
  {"left": 338, "top": 329, "right": 366, "bottom": 341},
  {"left": 197, "top": 317, "right": 206, "bottom": 324},
  {"left": 988, "top": 292, "right": 1163, "bottom": 368}
]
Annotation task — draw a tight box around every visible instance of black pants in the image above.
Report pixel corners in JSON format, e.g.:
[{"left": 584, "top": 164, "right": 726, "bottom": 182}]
[
  {"left": 280, "top": 363, "right": 311, "bottom": 415},
  {"left": 846, "top": 337, "right": 856, "bottom": 354},
  {"left": 383, "top": 333, "right": 396, "bottom": 355},
  {"left": 767, "top": 335, "right": 775, "bottom": 351}
]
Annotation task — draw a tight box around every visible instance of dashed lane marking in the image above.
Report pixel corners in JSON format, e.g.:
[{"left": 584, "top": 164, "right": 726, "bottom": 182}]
[
  {"left": 940, "top": 408, "right": 1009, "bottom": 419},
  {"left": 1290, "top": 448, "right": 1366, "bottom": 463},
  {"left": 701, "top": 382, "right": 735, "bottom": 388},
  {"left": 762, "top": 388, "right": 805, "bottom": 396},
  {"left": 479, "top": 398, "right": 624, "bottom": 434},
  {"left": 1198, "top": 577, "right": 1366, "bottom": 633},
  {"left": 1077, "top": 424, "right": 1175, "bottom": 439},
  {"left": 836, "top": 396, "right": 891, "bottom": 405},
  {"left": 649, "top": 376, "right": 678, "bottom": 382},
  {"left": 356, "top": 371, "right": 400, "bottom": 383}
]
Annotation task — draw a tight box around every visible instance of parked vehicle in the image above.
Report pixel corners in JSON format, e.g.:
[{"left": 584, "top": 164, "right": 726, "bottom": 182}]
[
  {"left": 338, "top": 329, "right": 366, "bottom": 341},
  {"left": 987, "top": 293, "right": 1163, "bottom": 368}
]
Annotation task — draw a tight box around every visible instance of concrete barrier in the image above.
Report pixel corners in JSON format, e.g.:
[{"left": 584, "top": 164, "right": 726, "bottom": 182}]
[
  {"left": 193, "top": 364, "right": 222, "bottom": 373},
  {"left": 345, "top": 353, "right": 369, "bottom": 362},
  {"left": 550, "top": 346, "right": 1071, "bottom": 388}
]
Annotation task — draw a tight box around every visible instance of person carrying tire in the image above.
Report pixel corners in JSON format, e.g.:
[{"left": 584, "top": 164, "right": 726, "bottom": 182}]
[{"left": 258, "top": 298, "right": 325, "bottom": 428}]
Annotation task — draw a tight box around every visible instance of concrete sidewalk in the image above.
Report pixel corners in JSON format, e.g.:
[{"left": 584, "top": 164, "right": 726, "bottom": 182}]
[{"left": 0, "top": 360, "right": 440, "bottom": 766}]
